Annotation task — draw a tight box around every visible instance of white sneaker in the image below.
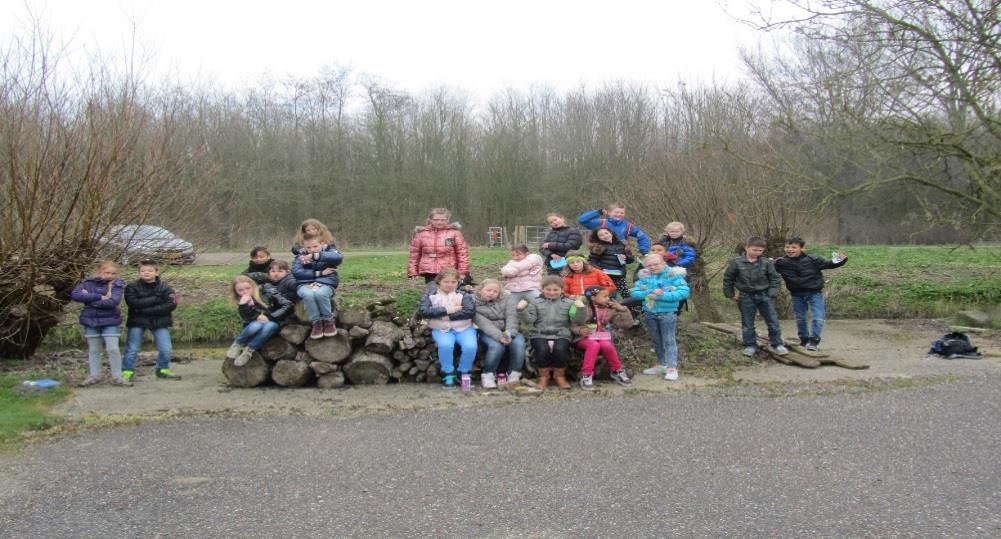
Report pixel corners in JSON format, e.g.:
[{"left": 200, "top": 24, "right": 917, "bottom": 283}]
[
  {"left": 742, "top": 346, "right": 757, "bottom": 357},
  {"left": 481, "top": 373, "right": 497, "bottom": 389},
  {"left": 234, "top": 347, "right": 255, "bottom": 367},
  {"left": 805, "top": 342, "right": 818, "bottom": 351},
  {"left": 642, "top": 365, "right": 666, "bottom": 375},
  {"left": 507, "top": 371, "right": 522, "bottom": 383},
  {"left": 664, "top": 368, "right": 679, "bottom": 381},
  {"left": 773, "top": 345, "right": 790, "bottom": 356},
  {"left": 225, "top": 342, "right": 243, "bottom": 359}
]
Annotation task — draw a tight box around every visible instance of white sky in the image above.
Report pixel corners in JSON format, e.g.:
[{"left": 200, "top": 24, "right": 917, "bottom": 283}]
[{"left": 1, "top": 0, "right": 763, "bottom": 98}]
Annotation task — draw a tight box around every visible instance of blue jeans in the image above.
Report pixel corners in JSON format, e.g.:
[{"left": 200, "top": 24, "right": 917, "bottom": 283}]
[
  {"left": 479, "top": 333, "right": 526, "bottom": 375},
  {"left": 298, "top": 284, "right": 334, "bottom": 322},
  {"left": 738, "top": 292, "right": 783, "bottom": 347},
  {"left": 791, "top": 292, "right": 825, "bottom": 343},
  {"left": 235, "top": 320, "right": 280, "bottom": 350},
  {"left": 644, "top": 312, "right": 679, "bottom": 368},
  {"left": 432, "top": 326, "right": 478, "bottom": 374},
  {"left": 123, "top": 327, "right": 172, "bottom": 371}
]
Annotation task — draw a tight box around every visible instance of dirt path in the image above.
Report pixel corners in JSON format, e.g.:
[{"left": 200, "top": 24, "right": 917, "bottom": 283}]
[{"left": 52, "top": 319, "right": 1000, "bottom": 421}]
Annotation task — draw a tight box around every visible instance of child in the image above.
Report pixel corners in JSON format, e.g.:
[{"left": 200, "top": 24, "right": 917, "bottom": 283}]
[
  {"left": 242, "top": 246, "right": 273, "bottom": 284},
  {"left": 292, "top": 234, "right": 343, "bottom": 339},
  {"left": 587, "top": 227, "right": 635, "bottom": 301},
  {"left": 578, "top": 202, "right": 652, "bottom": 256},
  {"left": 416, "top": 268, "right": 478, "bottom": 389},
  {"left": 521, "top": 276, "right": 589, "bottom": 390},
  {"left": 70, "top": 261, "right": 130, "bottom": 386},
  {"left": 226, "top": 275, "right": 294, "bottom": 366},
  {"left": 774, "top": 237, "right": 848, "bottom": 351},
  {"left": 292, "top": 218, "right": 336, "bottom": 256},
  {"left": 561, "top": 253, "right": 616, "bottom": 297},
  {"left": 473, "top": 279, "right": 526, "bottom": 389},
  {"left": 540, "top": 212, "right": 582, "bottom": 275},
  {"left": 722, "top": 237, "right": 788, "bottom": 357},
  {"left": 499, "top": 244, "right": 543, "bottom": 309},
  {"left": 621, "top": 245, "right": 678, "bottom": 312},
  {"left": 407, "top": 207, "right": 470, "bottom": 285},
  {"left": 632, "top": 254, "right": 690, "bottom": 380},
  {"left": 267, "top": 259, "right": 299, "bottom": 303},
  {"left": 659, "top": 222, "right": 697, "bottom": 268},
  {"left": 122, "top": 259, "right": 180, "bottom": 381},
  {"left": 572, "top": 285, "right": 633, "bottom": 390}
]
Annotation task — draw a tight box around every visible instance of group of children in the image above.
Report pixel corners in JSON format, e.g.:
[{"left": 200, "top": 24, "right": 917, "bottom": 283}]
[{"left": 74, "top": 206, "right": 846, "bottom": 390}]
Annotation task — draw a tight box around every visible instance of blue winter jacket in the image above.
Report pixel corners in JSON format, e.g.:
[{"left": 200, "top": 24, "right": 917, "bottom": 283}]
[
  {"left": 292, "top": 246, "right": 343, "bottom": 288},
  {"left": 577, "top": 209, "right": 652, "bottom": 255},
  {"left": 71, "top": 277, "right": 126, "bottom": 328},
  {"left": 659, "top": 236, "right": 697, "bottom": 268},
  {"left": 631, "top": 267, "right": 690, "bottom": 314}
]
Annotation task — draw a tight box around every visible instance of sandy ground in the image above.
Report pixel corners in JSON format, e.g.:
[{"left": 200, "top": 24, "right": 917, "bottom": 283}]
[{"left": 51, "top": 319, "right": 1001, "bottom": 421}]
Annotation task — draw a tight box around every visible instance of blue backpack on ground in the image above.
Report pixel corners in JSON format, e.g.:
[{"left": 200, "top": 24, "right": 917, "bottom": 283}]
[{"left": 929, "top": 332, "right": 981, "bottom": 359}]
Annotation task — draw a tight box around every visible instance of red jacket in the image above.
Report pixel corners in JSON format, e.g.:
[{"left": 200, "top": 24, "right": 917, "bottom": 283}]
[
  {"left": 407, "top": 224, "right": 470, "bottom": 277},
  {"left": 563, "top": 269, "right": 615, "bottom": 297}
]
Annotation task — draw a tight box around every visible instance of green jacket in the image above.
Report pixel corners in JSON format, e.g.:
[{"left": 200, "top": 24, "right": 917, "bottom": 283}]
[
  {"left": 722, "top": 256, "right": 781, "bottom": 298},
  {"left": 520, "top": 296, "right": 588, "bottom": 340}
]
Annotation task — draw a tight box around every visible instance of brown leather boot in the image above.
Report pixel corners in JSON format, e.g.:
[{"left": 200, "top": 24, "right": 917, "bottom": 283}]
[
  {"left": 536, "top": 368, "right": 551, "bottom": 389},
  {"left": 553, "top": 368, "right": 571, "bottom": 389}
]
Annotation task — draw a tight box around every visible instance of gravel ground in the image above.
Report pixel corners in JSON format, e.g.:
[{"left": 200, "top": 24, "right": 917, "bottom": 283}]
[{"left": 2, "top": 375, "right": 1001, "bottom": 538}]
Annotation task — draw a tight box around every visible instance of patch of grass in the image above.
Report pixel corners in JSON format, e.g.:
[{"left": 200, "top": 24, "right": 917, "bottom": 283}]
[{"left": 0, "top": 369, "right": 71, "bottom": 447}]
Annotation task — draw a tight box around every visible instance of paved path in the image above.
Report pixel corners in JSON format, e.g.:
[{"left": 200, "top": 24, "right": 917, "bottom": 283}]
[{"left": 3, "top": 375, "right": 1000, "bottom": 538}]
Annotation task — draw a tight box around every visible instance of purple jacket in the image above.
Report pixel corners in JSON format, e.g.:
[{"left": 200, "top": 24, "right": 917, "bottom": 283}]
[{"left": 70, "top": 277, "right": 125, "bottom": 328}]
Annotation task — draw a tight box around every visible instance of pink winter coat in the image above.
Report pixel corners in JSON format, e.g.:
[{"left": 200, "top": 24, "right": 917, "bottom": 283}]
[
  {"left": 407, "top": 223, "right": 470, "bottom": 277},
  {"left": 500, "top": 253, "right": 544, "bottom": 293}
]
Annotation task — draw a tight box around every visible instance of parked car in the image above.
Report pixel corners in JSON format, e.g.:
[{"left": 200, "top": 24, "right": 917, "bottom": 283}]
[{"left": 100, "top": 225, "right": 196, "bottom": 265}]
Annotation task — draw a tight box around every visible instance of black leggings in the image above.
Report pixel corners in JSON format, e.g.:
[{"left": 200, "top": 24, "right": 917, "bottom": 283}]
[
  {"left": 610, "top": 274, "right": 631, "bottom": 300},
  {"left": 531, "top": 338, "right": 571, "bottom": 368}
]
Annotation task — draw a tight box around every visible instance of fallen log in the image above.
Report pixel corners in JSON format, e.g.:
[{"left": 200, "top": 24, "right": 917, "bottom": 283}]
[
  {"left": 260, "top": 336, "right": 298, "bottom": 362},
  {"left": 344, "top": 350, "right": 394, "bottom": 385},
  {"left": 280, "top": 323, "right": 311, "bottom": 345},
  {"left": 222, "top": 354, "right": 270, "bottom": 387},
  {"left": 304, "top": 333, "right": 353, "bottom": 364},
  {"left": 272, "top": 359, "right": 315, "bottom": 387},
  {"left": 316, "top": 371, "right": 346, "bottom": 389},
  {"left": 364, "top": 320, "right": 402, "bottom": 354}
]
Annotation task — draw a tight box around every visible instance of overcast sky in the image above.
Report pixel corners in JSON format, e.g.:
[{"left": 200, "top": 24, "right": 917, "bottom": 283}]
[{"left": 1, "top": 0, "right": 764, "bottom": 98}]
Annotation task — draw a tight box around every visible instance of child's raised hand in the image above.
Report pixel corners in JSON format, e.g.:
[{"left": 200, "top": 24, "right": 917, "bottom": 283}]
[{"left": 239, "top": 294, "right": 253, "bottom": 305}]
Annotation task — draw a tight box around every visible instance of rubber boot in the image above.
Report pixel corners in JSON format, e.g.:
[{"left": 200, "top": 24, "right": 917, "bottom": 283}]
[
  {"left": 536, "top": 368, "right": 551, "bottom": 390},
  {"left": 553, "top": 368, "right": 571, "bottom": 389}
]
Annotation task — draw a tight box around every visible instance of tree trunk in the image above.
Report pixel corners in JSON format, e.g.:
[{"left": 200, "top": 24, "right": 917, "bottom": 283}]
[
  {"left": 260, "top": 336, "right": 298, "bottom": 362},
  {"left": 280, "top": 323, "right": 311, "bottom": 345},
  {"left": 222, "top": 354, "right": 270, "bottom": 387},
  {"left": 687, "top": 257, "right": 721, "bottom": 323},
  {"left": 309, "top": 361, "right": 339, "bottom": 375},
  {"left": 338, "top": 307, "right": 373, "bottom": 329},
  {"left": 316, "top": 371, "right": 346, "bottom": 389},
  {"left": 271, "top": 359, "right": 315, "bottom": 387},
  {"left": 304, "top": 333, "right": 352, "bottom": 364},
  {"left": 344, "top": 350, "right": 394, "bottom": 385},
  {"left": 364, "top": 320, "right": 401, "bottom": 354}
]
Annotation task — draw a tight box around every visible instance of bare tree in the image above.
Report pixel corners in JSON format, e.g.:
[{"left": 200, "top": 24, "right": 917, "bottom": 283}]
[
  {"left": 0, "top": 28, "right": 196, "bottom": 358},
  {"left": 739, "top": 0, "right": 1001, "bottom": 232}
]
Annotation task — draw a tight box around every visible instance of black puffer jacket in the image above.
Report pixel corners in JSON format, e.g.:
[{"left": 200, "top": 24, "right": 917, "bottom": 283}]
[
  {"left": 540, "top": 226, "right": 582, "bottom": 259},
  {"left": 269, "top": 274, "right": 299, "bottom": 303},
  {"left": 238, "top": 284, "right": 295, "bottom": 324},
  {"left": 774, "top": 254, "right": 846, "bottom": 296},
  {"left": 125, "top": 278, "right": 177, "bottom": 329},
  {"left": 588, "top": 241, "right": 634, "bottom": 276}
]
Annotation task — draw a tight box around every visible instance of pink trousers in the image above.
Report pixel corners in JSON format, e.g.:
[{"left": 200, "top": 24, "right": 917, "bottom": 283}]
[{"left": 574, "top": 339, "right": 622, "bottom": 375}]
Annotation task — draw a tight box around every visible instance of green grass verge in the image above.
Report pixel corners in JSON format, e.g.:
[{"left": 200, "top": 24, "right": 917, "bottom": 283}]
[{"left": 0, "top": 370, "right": 71, "bottom": 447}]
